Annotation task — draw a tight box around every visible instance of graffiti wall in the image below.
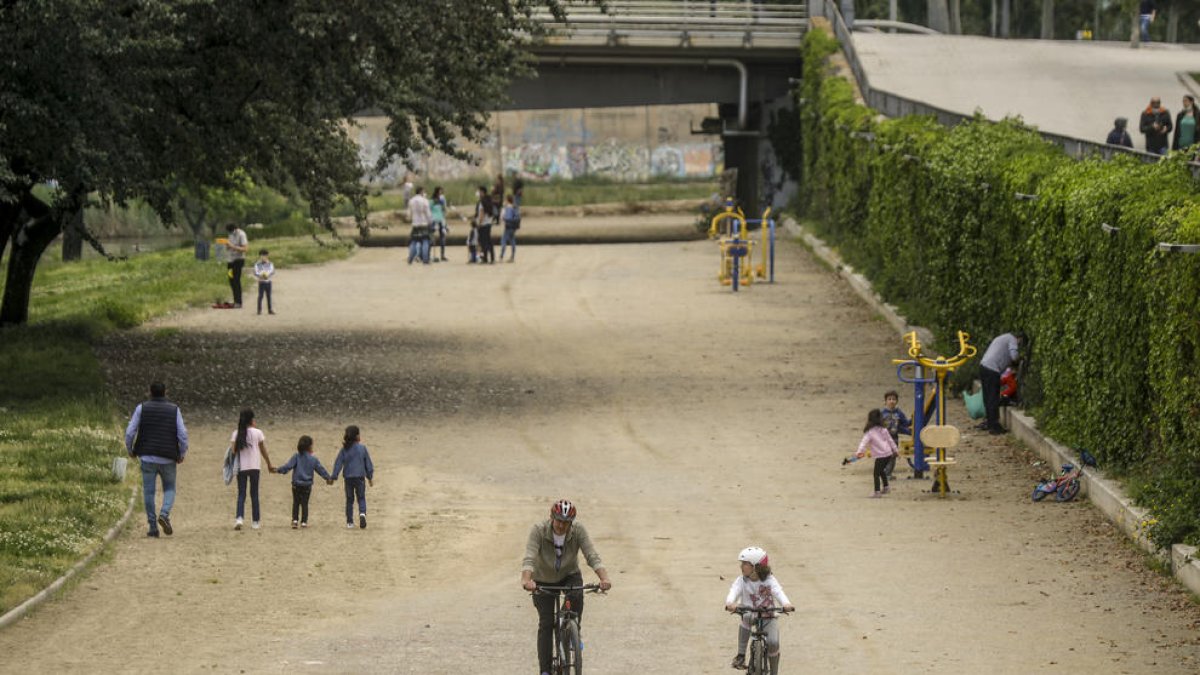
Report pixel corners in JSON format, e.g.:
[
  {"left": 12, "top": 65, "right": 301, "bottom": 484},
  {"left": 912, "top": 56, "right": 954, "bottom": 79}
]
[{"left": 350, "top": 103, "right": 722, "bottom": 186}]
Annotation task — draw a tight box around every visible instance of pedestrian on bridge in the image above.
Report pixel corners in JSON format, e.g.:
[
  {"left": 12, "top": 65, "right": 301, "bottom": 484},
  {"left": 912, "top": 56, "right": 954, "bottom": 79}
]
[
  {"left": 1105, "top": 117, "right": 1133, "bottom": 149},
  {"left": 1173, "top": 95, "right": 1199, "bottom": 152},
  {"left": 1139, "top": 97, "right": 1172, "bottom": 155}
]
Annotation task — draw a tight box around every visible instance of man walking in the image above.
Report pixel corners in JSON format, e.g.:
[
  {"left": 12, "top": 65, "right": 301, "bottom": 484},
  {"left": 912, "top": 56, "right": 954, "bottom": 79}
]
[
  {"left": 1139, "top": 97, "right": 1172, "bottom": 155},
  {"left": 125, "top": 382, "right": 188, "bottom": 537}
]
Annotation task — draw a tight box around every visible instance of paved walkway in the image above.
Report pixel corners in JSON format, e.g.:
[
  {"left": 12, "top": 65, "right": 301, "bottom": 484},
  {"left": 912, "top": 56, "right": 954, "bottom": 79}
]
[{"left": 854, "top": 34, "right": 1200, "bottom": 146}]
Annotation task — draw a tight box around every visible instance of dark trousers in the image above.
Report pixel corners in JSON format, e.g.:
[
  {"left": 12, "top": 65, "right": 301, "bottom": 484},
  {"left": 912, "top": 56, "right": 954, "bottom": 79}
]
[
  {"left": 533, "top": 571, "right": 584, "bottom": 674},
  {"left": 291, "top": 484, "right": 312, "bottom": 523},
  {"left": 257, "top": 280, "right": 273, "bottom": 313},
  {"left": 343, "top": 477, "right": 366, "bottom": 523},
  {"left": 228, "top": 258, "right": 245, "bottom": 305},
  {"left": 873, "top": 457, "right": 890, "bottom": 492},
  {"left": 236, "top": 469, "right": 260, "bottom": 521},
  {"left": 479, "top": 225, "right": 495, "bottom": 262},
  {"left": 981, "top": 366, "right": 1003, "bottom": 431}
]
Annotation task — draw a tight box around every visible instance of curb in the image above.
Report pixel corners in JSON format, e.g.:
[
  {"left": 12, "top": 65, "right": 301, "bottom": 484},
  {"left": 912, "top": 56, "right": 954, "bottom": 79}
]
[
  {"left": 783, "top": 216, "right": 1200, "bottom": 598},
  {"left": 0, "top": 484, "right": 137, "bottom": 630}
]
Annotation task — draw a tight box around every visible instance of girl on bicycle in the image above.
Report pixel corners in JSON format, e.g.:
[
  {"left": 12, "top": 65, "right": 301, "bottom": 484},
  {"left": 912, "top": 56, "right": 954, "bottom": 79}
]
[
  {"left": 855, "top": 407, "right": 898, "bottom": 497},
  {"left": 725, "top": 546, "right": 794, "bottom": 674},
  {"left": 521, "top": 499, "right": 612, "bottom": 675}
]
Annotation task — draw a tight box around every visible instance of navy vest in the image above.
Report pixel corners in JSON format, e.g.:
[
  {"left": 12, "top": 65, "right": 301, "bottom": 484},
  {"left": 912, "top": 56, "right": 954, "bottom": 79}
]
[{"left": 133, "top": 397, "right": 180, "bottom": 460}]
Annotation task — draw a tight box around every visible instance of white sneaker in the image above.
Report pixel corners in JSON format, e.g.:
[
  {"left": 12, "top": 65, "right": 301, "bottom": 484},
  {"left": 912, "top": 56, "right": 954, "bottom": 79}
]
[
  {"left": 234, "top": 518, "right": 243, "bottom": 530},
  {"left": 346, "top": 522, "right": 355, "bottom": 529},
  {"left": 251, "top": 521, "right": 261, "bottom": 530}
]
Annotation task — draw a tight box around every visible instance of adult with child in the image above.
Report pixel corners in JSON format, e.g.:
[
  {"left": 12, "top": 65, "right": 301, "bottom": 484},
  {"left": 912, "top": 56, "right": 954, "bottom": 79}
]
[
  {"left": 521, "top": 499, "right": 612, "bottom": 675},
  {"left": 1139, "top": 97, "right": 1172, "bottom": 155},
  {"left": 124, "top": 382, "right": 188, "bottom": 538},
  {"left": 1173, "top": 95, "right": 1199, "bottom": 152},
  {"left": 331, "top": 425, "right": 374, "bottom": 529},
  {"left": 275, "top": 435, "right": 332, "bottom": 529},
  {"left": 253, "top": 248, "right": 275, "bottom": 315},
  {"left": 979, "top": 331, "right": 1025, "bottom": 435},
  {"left": 230, "top": 408, "right": 274, "bottom": 530},
  {"left": 407, "top": 185, "right": 433, "bottom": 265},
  {"left": 224, "top": 223, "right": 249, "bottom": 308}
]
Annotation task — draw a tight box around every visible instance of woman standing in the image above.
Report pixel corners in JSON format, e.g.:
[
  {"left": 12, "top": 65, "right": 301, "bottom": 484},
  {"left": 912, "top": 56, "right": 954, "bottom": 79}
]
[
  {"left": 231, "top": 408, "right": 273, "bottom": 530},
  {"left": 475, "top": 185, "right": 496, "bottom": 264},
  {"left": 1173, "top": 95, "right": 1200, "bottom": 152}
]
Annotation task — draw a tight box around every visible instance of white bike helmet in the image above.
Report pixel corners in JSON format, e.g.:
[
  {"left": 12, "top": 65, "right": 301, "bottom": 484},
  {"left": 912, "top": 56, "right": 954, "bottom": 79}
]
[{"left": 738, "top": 546, "right": 769, "bottom": 566}]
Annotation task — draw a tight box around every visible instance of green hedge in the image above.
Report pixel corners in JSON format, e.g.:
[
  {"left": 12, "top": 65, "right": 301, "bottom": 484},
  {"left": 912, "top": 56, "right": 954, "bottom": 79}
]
[{"left": 798, "top": 30, "right": 1200, "bottom": 548}]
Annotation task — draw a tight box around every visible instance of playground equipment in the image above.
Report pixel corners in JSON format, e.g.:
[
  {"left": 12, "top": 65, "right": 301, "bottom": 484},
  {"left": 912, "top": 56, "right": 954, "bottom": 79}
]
[
  {"left": 709, "top": 199, "right": 777, "bottom": 290},
  {"left": 892, "top": 330, "right": 977, "bottom": 496}
]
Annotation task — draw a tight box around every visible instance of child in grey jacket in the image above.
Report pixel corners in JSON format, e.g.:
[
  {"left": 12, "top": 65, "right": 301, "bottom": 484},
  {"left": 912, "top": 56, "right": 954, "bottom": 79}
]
[
  {"left": 275, "top": 435, "right": 332, "bottom": 528},
  {"left": 331, "top": 425, "right": 375, "bottom": 529}
]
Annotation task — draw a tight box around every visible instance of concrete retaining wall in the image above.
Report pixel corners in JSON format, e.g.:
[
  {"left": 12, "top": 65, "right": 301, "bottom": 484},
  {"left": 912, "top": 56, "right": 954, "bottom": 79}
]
[{"left": 783, "top": 216, "right": 1200, "bottom": 598}]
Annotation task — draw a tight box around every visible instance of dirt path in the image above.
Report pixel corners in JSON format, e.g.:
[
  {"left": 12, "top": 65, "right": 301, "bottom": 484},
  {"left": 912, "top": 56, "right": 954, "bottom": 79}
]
[{"left": 2, "top": 223, "right": 1199, "bottom": 673}]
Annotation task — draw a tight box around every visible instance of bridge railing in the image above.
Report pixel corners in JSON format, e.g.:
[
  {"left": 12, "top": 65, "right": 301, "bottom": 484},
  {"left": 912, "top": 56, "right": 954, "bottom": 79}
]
[
  {"left": 811, "top": 0, "right": 1164, "bottom": 165},
  {"left": 534, "top": 1, "right": 807, "bottom": 49}
]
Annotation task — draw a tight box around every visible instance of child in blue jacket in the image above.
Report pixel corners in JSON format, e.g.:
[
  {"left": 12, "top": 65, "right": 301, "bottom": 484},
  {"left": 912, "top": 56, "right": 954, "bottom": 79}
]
[
  {"left": 275, "top": 435, "right": 332, "bottom": 528},
  {"left": 331, "top": 425, "right": 375, "bottom": 529}
]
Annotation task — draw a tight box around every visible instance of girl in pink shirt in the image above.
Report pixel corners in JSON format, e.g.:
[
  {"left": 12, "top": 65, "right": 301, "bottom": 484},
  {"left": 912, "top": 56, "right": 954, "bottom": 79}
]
[
  {"left": 231, "top": 408, "right": 274, "bottom": 529},
  {"left": 855, "top": 408, "right": 897, "bottom": 498}
]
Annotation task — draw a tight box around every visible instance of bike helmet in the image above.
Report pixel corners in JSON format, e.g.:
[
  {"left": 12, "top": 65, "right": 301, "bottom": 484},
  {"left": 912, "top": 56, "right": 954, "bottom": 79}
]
[
  {"left": 550, "top": 499, "right": 577, "bottom": 522},
  {"left": 738, "top": 546, "right": 769, "bottom": 566}
]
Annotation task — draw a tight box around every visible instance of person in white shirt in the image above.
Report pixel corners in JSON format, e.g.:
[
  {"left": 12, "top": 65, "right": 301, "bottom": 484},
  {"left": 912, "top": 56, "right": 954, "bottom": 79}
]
[
  {"left": 225, "top": 223, "right": 249, "bottom": 307},
  {"left": 407, "top": 186, "right": 433, "bottom": 265},
  {"left": 253, "top": 248, "right": 275, "bottom": 315},
  {"left": 725, "top": 546, "right": 794, "bottom": 674}
]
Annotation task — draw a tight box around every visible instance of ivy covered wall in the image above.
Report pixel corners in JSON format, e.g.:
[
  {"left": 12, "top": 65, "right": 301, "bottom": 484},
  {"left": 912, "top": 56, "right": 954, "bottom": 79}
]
[{"left": 798, "top": 29, "right": 1200, "bottom": 548}]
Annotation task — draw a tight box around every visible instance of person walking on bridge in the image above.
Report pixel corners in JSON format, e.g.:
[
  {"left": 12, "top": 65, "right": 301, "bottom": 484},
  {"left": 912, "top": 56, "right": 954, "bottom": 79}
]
[
  {"left": 1140, "top": 97, "right": 1172, "bottom": 155},
  {"left": 1173, "top": 95, "right": 1199, "bottom": 153}
]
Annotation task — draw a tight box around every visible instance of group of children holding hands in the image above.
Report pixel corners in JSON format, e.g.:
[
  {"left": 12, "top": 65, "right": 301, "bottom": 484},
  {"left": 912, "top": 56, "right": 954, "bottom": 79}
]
[{"left": 228, "top": 410, "right": 375, "bottom": 530}]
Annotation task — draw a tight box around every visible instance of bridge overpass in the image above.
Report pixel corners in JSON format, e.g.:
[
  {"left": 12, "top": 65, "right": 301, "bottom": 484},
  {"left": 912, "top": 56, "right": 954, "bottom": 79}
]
[{"left": 507, "top": 1, "right": 809, "bottom": 214}]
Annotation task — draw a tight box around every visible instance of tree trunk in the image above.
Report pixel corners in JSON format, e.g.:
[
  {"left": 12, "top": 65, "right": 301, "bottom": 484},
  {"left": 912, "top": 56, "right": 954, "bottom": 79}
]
[
  {"left": 179, "top": 197, "right": 209, "bottom": 260},
  {"left": 1, "top": 192, "right": 64, "bottom": 326},
  {"left": 1166, "top": 4, "right": 1179, "bottom": 43},
  {"left": 1000, "top": 0, "right": 1011, "bottom": 38},
  {"left": 1041, "top": 0, "right": 1054, "bottom": 39},
  {"left": 1130, "top": 6, "right": 1141, "bottom": 48},
  {"left": 61, "top": 208, "right": 84, "bottom": 261},
  {"left": 927, "top": 0, "right": 950, "bottom": 32},
  {"left": 950, "top": 0, "right": 962, "bottom": 34}
]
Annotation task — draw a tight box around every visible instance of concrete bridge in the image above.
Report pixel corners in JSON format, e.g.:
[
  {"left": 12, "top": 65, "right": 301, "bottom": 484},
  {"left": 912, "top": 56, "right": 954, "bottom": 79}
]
[{"left": 508, "top": 1, "right": 810, "bottom": 215}]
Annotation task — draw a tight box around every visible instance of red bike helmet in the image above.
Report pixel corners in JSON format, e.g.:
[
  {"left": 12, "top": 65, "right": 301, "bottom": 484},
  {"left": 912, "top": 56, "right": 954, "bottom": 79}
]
[{"left": 550, "top": 499, "right": 577, "bottom": 522}]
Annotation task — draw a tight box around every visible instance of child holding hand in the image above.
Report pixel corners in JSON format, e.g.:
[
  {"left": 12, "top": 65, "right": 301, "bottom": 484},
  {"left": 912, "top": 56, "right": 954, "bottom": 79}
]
[
  {"left": 275, "top": 435, "right": 332, "bottom": 529},
  {"left": 856, "top": 408, "right": 898, "bottom": 497},
  {"left": 331, "top": 425, "right": 375, "bottom": 529}
]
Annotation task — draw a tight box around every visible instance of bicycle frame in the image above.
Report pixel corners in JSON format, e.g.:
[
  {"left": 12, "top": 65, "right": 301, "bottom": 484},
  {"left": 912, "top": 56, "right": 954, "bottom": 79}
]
[
  {"left": 533, "top": 583, "right": 603, "bottom": 675},
  {"left": 732, "top": 606, "right": 792, "bottom": 674}
]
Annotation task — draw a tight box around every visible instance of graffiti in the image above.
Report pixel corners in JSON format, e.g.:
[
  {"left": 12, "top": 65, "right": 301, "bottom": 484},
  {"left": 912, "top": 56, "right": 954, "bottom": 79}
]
[
  {"left": 587, "top": 139, "right": 650, "bottom": 180},
  {"left": 503, "top": 144, "right": 575, "bottom": 180}
]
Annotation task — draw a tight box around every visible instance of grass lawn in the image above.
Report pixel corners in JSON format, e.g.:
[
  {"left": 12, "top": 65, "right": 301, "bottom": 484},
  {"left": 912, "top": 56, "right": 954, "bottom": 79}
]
[{"left": 0, "top": 236, "right": 353, "bottom": 613}]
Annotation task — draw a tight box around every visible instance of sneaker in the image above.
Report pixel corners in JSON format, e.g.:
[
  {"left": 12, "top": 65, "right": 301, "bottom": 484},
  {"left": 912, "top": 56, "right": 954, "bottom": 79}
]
[
  {"left": 268, "top": 310, "right": 276, "bottom": 315},
  {"left": 881, "top": 486, "right": 890, "bottom": 494},
  {"left": 147, "top": 529, "right": 160, "bottom": 538},
  {"left": 731, "top": 653, "right": 746, "bottom": 670},
  {"left": 359, "top": 514, "right": 367, "bottom": 529},
  {"left": 989, "top": 427, "right": 1007, "bottom": 435},
  {"left": 300, "top": 522, "right": 308, "bottom": 528},
  {"left": 870, "top": 491, "right": 882, "bottom": 498},
  {"left": 251, "top": 521, "right": 261, "bottom": 530},
  {"left": 346, "top": 522, "right": 355, "bottom": 529},
  {"left": 233, "top": 303, "right": 242, "bottom": 309},
  {"left": 291, "top": 520, "right": 299, "bottom": 529},
  {"left": 234, "top": 518, "right": 243, "bottom": 530},
  {"left": 157, "top": 514, "right": 173, "bottom": 536}
]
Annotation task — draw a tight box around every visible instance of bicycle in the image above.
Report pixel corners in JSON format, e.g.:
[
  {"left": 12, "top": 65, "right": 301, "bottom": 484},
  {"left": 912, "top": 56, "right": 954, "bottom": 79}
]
[
  {"left": 532, "top": 583, "right": 604, "bottom": 675},
  {"left": 730, "top": 605, "right": 793, "bottom": 674},
  {"left": 1031, "top": 462, "right": 1082, "bottom": 502}
]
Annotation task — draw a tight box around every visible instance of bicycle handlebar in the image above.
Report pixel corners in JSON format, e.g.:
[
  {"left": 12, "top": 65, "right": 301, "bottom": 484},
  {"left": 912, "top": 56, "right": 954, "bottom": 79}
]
[
  {"left": 532, "top": 583, "right": 605, "bottom": 595},
  {"left": 731, "top": 606, "right": 793, "bottom": 615}
]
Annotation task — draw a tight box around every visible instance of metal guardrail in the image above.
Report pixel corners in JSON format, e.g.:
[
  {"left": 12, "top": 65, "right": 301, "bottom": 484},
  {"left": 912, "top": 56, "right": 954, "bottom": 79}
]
[
  {"left": 814, "top": 0, "right": 1167, "bottom": 165},
  {"left": 534, "top": 1, "right": 808, "bottom": 48}
]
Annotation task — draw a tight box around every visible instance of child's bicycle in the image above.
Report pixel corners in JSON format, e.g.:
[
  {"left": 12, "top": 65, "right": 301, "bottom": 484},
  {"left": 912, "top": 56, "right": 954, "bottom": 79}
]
[
  {"left": 730, "top": 605, "right": 793, "bottom": 674},
  {"left": 532, "top": 583, "right": 605, "bottom": 674},
  {"left": 1031, "top": 462, "right": 1082, "bottom": 502}
]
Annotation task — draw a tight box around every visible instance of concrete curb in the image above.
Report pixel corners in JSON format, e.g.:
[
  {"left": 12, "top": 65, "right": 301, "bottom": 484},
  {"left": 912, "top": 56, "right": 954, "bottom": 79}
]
[
  {"left": 0, "top": 484, "right": 137, "bottom": 630},
  {"left": 783, "top": 216, "right": 1200, "bottom": 598}
]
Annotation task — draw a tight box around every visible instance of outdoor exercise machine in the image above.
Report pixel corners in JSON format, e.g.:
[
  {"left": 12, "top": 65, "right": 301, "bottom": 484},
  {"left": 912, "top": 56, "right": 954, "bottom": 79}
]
[
  {"left": 892, "top": 330, "right": 977, "bottom": 496},
  {"left": 709, "top": 199, "right": 777, "bottom": 290}
]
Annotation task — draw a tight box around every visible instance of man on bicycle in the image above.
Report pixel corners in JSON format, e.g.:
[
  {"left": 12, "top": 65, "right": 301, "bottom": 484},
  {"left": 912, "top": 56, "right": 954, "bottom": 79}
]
[{"left": 521, "top": 499, "right": 612, "bottom": 675}]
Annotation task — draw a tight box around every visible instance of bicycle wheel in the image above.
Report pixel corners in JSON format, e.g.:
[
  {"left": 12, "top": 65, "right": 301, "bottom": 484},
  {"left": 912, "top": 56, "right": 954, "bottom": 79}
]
[
  {"left": 1031, "top": 485, "right": 1050, "bottom": 502},
  {"left": 747, "top": 639, "right": 766, "bottom": 675},
  {"left": 1056, "top": 478, "right": 1080, "bottom": 502},
  {"left": 561, "top": 620, "right": 582, "bottom": 675}
]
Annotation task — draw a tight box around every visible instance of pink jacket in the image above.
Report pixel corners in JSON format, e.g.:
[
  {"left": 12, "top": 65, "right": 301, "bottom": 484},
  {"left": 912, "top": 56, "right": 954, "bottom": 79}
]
[{"left": 857, "top": 426, "right": 897, "bottom": 459}]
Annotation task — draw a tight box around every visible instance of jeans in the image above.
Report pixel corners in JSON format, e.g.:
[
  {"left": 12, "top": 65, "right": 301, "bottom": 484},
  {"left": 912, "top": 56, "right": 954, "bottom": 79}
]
[
  {"left": 140, "top": 461, "right": 177, "bottom": 529},
  {"left": 500, "top": 227, "right": 518, "bottom": 260},
  {"left": 236, "top": 469, "right": 261, "bottom": 521},
  {"left": 533, "top": 571, "right": 584, "bottom": 674},
  {"left": 228, "top": 258, "right": 245, "bottom": 305},
  {"left": 343, "top": 477, "right": 367, "bottom": 522},
  {"left": 408, "top": 239, "right": 430, "bottom": 264},
  {"left": 981, "top": 366, "right": 1003, "bottom": 431},
  {"left": 257, "top": 280, "right": 272, "bottom": 313},
  {"left": 1139, "top": 14, "right": 1152, "bottom": 42},
  {"left": 291, "top": 484, "right": 312, "bottom": 523}
]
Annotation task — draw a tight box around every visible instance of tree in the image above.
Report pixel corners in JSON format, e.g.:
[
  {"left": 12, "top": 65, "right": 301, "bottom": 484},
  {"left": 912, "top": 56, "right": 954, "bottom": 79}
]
[
  {"left": 1041, "top": 0, "right": 1055, "bottom": 39},
  {"left": 1, "top": 0, "right": 579, "bottom": 325}
]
